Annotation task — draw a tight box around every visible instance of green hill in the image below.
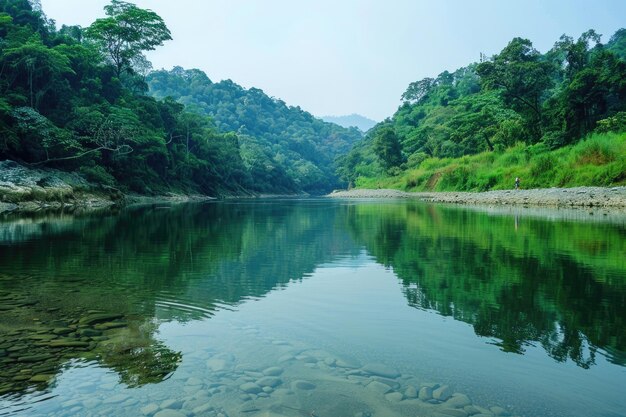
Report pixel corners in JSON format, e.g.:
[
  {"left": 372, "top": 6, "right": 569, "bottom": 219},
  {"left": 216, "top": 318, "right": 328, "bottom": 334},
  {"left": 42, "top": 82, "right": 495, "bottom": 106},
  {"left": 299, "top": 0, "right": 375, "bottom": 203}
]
[
  {"left": 147, "top": 68, "right": 362, "bottom": 194},
  {"left": 0, "top": 1, "right": 359, "bottom": 198},
  {"left": 337, "top": 29, "right": 626, "bottom": 190}
]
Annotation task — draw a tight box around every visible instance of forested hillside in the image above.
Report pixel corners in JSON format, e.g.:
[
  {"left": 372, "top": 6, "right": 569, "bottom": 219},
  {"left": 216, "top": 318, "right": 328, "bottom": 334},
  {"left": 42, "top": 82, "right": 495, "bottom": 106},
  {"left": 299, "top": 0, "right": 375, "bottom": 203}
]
[
  {"left": 0, "top": 0, "right": 358, "bottom": 197},
  {"left": 147, "top": 68, "right": 362, "bottom": 194},
  {"left": 338, "top": 29, "right": 626, "bottom": 190}
]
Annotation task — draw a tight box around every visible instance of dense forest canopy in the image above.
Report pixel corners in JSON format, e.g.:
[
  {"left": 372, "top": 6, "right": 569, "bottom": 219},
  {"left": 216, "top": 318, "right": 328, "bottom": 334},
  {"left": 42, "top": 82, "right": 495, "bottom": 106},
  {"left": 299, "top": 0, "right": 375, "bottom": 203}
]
[
  {"left": 147, "top": 68, "right": 362, "bottom": 194},
  {"left": 0, "top": 0, "right": 359, "bottom": 196},
  {"left": 337, "top": 29, "right": 626, "bottom": 188}
]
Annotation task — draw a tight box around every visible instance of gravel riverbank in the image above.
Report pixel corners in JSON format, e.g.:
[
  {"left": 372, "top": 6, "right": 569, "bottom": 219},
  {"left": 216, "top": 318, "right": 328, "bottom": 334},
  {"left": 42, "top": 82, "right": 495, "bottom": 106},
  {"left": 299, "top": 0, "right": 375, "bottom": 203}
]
[{"left": 327, "top": 186, "right": 626, "bottom": 209}]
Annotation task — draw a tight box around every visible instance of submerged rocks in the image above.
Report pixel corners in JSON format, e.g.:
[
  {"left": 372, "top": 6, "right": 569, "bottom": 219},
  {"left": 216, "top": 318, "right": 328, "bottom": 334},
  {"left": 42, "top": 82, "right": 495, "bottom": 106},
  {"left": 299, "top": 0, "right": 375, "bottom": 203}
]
[
  {"left": 0, "top": 291, "right": 134, "bottom": 398},
  {"left": 185, "top": 377, "right": 203, "bottom": 386},
  {"left": 361, "top": 363, "right": 400, "bottom": 379},
  {"left": 385, "top": 391, "right": 404, "bottom": 402},
  {"left": 48, "top": 340, "right": 90, "bottom": 348},
  {"left": 291, "top": 380, "right": 316, "bottom": 390},
  {"left": 419, "top": 386, "right": 434, "bottom": 401},
  {"left": 405, "top": 385, "right": 418, "bottom": 398},
  {"left": 257, "top": 376, "right": 281, "bottom": 388},
  {"left": 0, "top": 279, "right": 518, "bottom": 417},
  {"left": 239, "top": 382, "right": 262, "bottom": 394},
  {"left": 28, "top": 374, "right": 54, "bottom": 383},
  {"left": 262, "top": 366, "right": 284, "bottom": 376},
  {"left": 78, "top": 313, "right": 124, "bottom": 326},
  {"left": 437, "top": 408, "right": 470, "bottom": 417},
  {"left": 141, "top": 403, "right": 160, "bottom": 416},
  {"left": 17, "top": 354, "right": 54, "bottom": 363},
  {"left": 447, "top": 393, "right": 472, "bottom": 408},
  {"left": 366, "top": 380, "right": 392, "bottom": 395},
  {"left": 153, "top": 410, "right": 187, "bottom": 417},
  {"left": 433, "top": 385, "right": 453, "bottom": 401}
]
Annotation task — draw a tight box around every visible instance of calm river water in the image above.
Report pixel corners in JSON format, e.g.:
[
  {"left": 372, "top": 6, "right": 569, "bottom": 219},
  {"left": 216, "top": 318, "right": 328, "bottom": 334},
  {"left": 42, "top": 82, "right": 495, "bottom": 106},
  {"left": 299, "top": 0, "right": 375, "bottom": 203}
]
[{"left": 0, "top": 199, "right": 624, "bottom": 417}]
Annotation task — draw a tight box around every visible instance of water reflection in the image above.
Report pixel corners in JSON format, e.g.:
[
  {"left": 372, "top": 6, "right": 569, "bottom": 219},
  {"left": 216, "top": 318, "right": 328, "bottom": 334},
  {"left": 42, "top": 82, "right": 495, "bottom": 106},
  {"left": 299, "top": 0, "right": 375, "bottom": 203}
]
[
  {"left": 346, "top": 202, "right": 626, "bottom": 367},
  {"left": 0, "top": 201, "right": 357, "bottom": 398},
  {"left": 0, "top": 200, "right": 625, "bottom": 403}
]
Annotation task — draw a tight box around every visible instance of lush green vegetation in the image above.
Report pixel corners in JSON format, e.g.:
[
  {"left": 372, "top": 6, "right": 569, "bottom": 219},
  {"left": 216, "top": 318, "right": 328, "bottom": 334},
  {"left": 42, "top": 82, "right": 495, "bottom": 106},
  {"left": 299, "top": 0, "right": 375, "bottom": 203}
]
[
  {"left": 337, "top": 30, "right": 626, "bottom": 190},
  {"left": 356, "top": 131, "right": 626, "bottom": 191},
  {"left": 0, "top": 0, "right": 359, "bottom": 196},
  {"left": 146, "top": 68, "right": 362, "bottom": 194},
  {"left": 2, "top": 0, "right": 624, "bottom": 196}
]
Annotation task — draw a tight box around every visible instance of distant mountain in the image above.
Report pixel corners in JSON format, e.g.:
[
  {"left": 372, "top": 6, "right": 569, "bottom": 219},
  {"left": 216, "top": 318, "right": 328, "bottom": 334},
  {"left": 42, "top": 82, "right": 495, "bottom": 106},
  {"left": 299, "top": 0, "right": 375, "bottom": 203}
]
[
  {"left": 322, "top": 114, "right": 377, "bottom": 132},
  {"left": 147, "top": 67, "right": 363, "bottom": 194}
]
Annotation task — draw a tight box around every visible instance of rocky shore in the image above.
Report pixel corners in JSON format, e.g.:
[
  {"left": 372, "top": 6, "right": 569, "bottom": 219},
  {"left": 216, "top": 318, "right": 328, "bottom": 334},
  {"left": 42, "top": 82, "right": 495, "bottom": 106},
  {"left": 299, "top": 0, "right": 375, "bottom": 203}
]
[
  {"left": 0, "top": 160, "right": 215, "bottom": 214},
  {"left": 327, "top": 186, "right": 626, "bottom": 209},
  {"left": 0, "top": 160, "right": 121, "bottom": 214}
]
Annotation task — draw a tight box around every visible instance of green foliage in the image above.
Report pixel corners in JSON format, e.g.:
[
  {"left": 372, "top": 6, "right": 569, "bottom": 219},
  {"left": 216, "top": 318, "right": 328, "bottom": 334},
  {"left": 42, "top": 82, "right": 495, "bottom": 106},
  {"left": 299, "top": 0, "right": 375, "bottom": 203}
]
[
  {"left": 0, "top": 0, "right": 361, "bottom": 196},
  {"left": 339, "top": 28, "right": 626, "bottom": 190},
  {"left": 595, "top": 111, "right": 626, "bottom": 133},
  {"left": 79, "top": 164, "right": 116, "bottom": 186},
  {"left": 147, "top": 67, "right": 362, "bottom": 194},
  {"left": 357, "top": 132, "right": 625, "bottom": 191},
  {"left": 607, "top": 28, "right": 626, "bottom": 60},
  {"left": 477, "top": 37, "right": 553, "bottom": 140},
  {"left": 372, "top": 126, "right": 403, "bottom": 170},
  {"left": 84, "top": 0, "right": 171, "bottom": 77},
  {"left": 0, "top": 0, "right": 254, "bottom": 196}
]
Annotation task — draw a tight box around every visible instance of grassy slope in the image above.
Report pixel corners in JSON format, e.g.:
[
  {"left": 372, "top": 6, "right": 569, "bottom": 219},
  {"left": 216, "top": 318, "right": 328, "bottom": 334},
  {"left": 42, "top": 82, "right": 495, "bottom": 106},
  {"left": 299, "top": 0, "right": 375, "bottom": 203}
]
[{"left": 356, "top": 132, "right": 626, "bottom": 191}]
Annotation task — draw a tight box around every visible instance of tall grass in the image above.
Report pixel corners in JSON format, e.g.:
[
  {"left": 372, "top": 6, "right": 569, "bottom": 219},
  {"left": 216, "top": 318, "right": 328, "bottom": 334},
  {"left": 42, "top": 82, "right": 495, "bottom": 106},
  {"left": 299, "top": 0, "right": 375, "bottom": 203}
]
[{"left": 355, "top": 132, "right": 626, "bottom": 191}]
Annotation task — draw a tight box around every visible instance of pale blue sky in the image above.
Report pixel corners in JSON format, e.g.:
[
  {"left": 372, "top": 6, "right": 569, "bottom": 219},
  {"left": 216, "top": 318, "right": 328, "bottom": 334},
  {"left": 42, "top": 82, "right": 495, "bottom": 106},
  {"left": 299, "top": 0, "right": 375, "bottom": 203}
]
[{"left": 40, "top": 1, "right": 626, "bottom": 121}]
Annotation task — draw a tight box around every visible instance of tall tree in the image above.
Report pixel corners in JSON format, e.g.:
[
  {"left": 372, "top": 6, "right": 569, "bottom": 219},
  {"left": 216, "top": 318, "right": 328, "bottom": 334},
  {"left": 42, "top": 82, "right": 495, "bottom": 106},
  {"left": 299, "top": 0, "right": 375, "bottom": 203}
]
[
  {"left": 2, "top": 36, "right": 73, "bottom": 109},
  {"left": 84, "top": 0, "right": 171, "bottom": 78},
  {"left": 477, "top": 38, "right": 554, "bottom": 141},
  {"left": 373, "top": 126, "right": 403, "bottom": 171}
]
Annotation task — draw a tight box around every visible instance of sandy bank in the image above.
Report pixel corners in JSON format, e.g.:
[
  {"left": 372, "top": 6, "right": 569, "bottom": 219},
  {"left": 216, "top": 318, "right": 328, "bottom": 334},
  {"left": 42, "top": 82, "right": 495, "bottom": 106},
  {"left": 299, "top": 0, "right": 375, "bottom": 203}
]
[{"left": 327, "top": 187, "right": 626, "bottom": 209}]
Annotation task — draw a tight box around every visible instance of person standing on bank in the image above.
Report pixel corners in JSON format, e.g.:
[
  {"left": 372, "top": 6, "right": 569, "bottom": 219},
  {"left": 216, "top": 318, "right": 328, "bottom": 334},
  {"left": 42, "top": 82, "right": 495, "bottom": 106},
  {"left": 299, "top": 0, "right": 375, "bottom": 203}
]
[{"left": 515, "top": 177, "right": 520, "bottom": 190}]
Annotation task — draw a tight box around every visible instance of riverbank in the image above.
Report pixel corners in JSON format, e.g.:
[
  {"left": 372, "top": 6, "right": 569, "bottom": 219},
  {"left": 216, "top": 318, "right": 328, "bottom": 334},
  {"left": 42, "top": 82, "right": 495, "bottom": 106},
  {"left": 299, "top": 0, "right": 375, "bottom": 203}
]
[
  {"left": 327, "top": 186, "right": 626, "bottom": 209},
  {"left": 0, "top": 160, "right": 218, "bottom": 214}
]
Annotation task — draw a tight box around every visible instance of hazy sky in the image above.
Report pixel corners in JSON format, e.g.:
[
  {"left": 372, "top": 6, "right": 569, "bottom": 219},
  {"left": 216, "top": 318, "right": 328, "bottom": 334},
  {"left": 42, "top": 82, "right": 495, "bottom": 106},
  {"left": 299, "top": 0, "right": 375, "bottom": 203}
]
[{"left": 40, "top": 1, "right": 626, "bottom": 121}]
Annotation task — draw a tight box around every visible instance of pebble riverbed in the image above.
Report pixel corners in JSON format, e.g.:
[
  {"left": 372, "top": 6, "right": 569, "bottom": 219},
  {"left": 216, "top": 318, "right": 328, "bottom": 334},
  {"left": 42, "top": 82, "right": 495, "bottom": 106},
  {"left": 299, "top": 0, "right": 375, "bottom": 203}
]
[
  {"left": 1, "top": 314, "right": 520, "bottom": 417},
  {"left": 327, "top": 186, "right": 626, "bottom": 209}
]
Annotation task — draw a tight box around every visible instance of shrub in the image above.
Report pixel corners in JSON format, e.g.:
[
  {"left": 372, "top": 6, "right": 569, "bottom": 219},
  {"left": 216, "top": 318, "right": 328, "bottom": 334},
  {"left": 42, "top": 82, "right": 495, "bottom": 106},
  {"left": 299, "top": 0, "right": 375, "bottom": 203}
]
[
  {"left": 530, "top": 154, "right": 555, "bottom": 177},
  {"left": 595, "top": 112, "right": 626, "bottom": 134},
  {"left": 79, "top": 165, "right": 116, "bottom": 186},
  {"left": 575, "top": 135, "right": 617, "bottom": 165},
  {"left": 407, "top": 152, "right": 429, "bottom": 168},
  {"left": 542, "top": 131, "right": 567, "bottom": 149}
]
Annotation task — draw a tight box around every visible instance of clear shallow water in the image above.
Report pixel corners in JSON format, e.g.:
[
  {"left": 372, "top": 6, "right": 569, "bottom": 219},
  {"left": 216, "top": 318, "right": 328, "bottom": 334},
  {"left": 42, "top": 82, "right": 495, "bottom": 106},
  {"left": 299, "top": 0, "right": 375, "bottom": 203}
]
[{"left": 0, "top": 199, "right": 625, "bottom": 417}]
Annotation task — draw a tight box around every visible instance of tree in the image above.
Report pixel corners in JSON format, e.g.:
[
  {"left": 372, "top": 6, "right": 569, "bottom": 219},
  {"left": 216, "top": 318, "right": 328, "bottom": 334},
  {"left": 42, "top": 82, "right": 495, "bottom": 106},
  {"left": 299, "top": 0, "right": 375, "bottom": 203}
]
[
  {"left": 373, "top": 126, "right": 403, "bottom": 171},
  {"left": 477, "top": 38, "right": 554, "bottom": 141},
  {"left": 606, "top": 28, "right": 626, "bottom": 60},
  {"left": 401, "top": 77, "right": 435, "bottom": 104},
  {"left": 84, "top": 0, "right": 171, "bottom": 77},
  {"left": 2, "top": 35, "right": 73, "bottom": 109},
  {"left": 561, "top": 50, "right": 626, "bottom": 140},
  {"left": 551, "top": 30, "right": 602, "bottom": 81}
]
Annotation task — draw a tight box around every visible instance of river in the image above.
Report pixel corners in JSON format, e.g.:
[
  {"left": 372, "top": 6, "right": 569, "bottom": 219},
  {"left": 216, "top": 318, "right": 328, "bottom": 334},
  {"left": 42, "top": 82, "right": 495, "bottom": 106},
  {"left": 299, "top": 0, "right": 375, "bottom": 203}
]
[{"left": 0, "top": 199, "right": 624, "bottom": 417}]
